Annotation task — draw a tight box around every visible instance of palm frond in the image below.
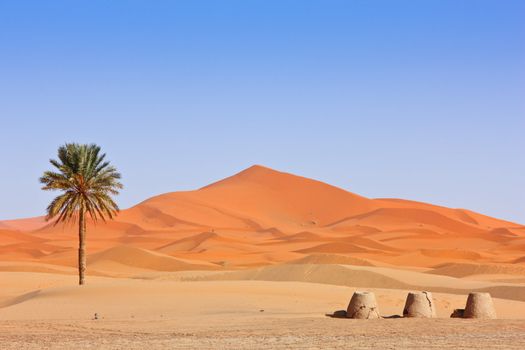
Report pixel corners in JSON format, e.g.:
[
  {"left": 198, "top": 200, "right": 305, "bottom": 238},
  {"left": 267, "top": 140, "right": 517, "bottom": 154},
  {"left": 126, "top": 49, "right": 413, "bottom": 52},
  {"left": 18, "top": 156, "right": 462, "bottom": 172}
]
[{"left": 41, "top": 143, "right": 123, "bottom": 224}]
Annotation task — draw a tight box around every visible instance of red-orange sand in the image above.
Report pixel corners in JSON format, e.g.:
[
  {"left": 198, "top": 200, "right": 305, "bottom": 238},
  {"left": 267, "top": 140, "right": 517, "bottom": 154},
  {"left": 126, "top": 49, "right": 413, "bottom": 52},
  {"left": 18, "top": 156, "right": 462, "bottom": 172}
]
[{"left": 1, "top": 165, "right": 524, "bottom": 349}]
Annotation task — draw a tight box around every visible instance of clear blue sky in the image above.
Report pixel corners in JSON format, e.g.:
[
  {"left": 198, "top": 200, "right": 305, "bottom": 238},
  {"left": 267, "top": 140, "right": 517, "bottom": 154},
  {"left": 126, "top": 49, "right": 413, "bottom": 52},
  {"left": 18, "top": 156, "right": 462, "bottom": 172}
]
[{"left": 0, "top": 0, "right": 524, "bottom": 223}]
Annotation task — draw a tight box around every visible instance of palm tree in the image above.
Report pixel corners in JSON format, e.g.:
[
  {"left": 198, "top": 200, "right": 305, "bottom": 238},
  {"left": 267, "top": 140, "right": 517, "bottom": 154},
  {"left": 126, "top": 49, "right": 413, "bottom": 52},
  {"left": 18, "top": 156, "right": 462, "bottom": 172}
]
[{"left": 40, "top": 143, "right": 123, "bottom": 285}]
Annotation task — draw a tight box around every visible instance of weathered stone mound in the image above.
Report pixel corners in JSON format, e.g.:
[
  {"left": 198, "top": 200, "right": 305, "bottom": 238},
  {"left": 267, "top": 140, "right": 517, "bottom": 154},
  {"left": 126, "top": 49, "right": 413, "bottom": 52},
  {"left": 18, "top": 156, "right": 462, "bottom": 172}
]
[
  {"left": 463, "top": 292, "right": 497, "bottom": 319},
  {"left": 346, "top": 291, "right": 380, "bottom": 319},
  {"left": 403, "top": 291, "right": 436, "bottom": 318}
]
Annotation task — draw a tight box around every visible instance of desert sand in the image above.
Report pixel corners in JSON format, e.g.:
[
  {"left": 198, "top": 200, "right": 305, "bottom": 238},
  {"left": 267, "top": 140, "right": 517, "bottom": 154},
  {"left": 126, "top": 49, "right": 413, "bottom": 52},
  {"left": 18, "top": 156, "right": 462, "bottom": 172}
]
[{"left": 1, "top": 165, "right": 524, "bottom": 349}]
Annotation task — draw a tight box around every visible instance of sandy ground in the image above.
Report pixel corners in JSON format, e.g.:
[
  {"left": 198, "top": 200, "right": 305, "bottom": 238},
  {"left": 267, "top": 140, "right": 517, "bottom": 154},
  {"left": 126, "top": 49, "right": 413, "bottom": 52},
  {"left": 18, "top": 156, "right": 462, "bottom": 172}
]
[
  {"left": 0, "top": 274, "right": 524, "bottom": 349},
  {"left": 2, "top": 317, "right": 525, "bottom": 349}
]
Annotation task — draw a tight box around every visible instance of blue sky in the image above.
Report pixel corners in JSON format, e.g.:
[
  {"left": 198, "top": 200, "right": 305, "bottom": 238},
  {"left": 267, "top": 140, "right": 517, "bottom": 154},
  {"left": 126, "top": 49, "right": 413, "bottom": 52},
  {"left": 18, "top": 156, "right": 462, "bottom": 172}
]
[{"left": 0, "top": 0, "right": 524, "bottom": 223}]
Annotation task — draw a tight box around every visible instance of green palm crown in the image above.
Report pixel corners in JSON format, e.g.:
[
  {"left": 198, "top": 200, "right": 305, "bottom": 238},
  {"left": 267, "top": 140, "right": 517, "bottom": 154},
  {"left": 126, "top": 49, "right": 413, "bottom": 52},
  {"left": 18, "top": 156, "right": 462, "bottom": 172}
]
[{"left": 40, "top": 143, "right": 123, "bottom": 224}]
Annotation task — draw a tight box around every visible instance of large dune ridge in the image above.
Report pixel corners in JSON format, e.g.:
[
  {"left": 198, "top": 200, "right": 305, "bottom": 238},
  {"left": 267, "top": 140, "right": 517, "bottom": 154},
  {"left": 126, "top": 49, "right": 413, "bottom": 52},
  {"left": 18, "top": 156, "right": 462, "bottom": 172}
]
[
  {"left": 2, "top": 165, "right": 522, "bottom": 269},
  {"left": 1, "top": 165, "right": 525, "bottom": 336}
]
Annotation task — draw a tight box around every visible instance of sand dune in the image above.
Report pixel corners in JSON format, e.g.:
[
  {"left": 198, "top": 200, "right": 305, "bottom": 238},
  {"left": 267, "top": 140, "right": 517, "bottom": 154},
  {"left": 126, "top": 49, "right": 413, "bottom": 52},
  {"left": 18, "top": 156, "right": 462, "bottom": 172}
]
[
  {"left": 156, "top": 231, "right": 246, "bottom": 254},
  {"left": 0, "top": 262, "right": 76, "bottom": 275},
  {"left": 286, "top": 253, "right": 375, "bottom": 266},
  {"left": 195, "top": 263, "right": 525, "bottom": 302},
  {"left": 1, "top": 165, "right": 523, "bottom": 271},
  {"left": 88, "top": 246, "right": 220, "bottom": 272},
  {"left": 197, "top": 264, "right": 412, "bottom": 290},
  {"left": 513, "top": 256, "right": 525, "bottom": 264},
  {"left": 295, "top": 242, "right": 374, "bottom": 254},
  {"left": 0, "top": 216, "right": 48, "bottom": 231},
  {"left": 0, "top": 229, "right": 44, "bottom": 245},
  {"left": 0, "top": 241, "right": 68, "bottom": 260},
  {"left": 326, "top": 207, "right": 485, "bottom": 235},
  {"left": 0, "top": 165, "right": 523, "bottom": 279},
  {"left": 419, "top": 249, "right": 485, "bottom": 260},
  {"left": 429, "top": 262, "right": 525, "bottom": 278},
  {"left": 279, "top": 231, "right": 326, "bottom": 241}
]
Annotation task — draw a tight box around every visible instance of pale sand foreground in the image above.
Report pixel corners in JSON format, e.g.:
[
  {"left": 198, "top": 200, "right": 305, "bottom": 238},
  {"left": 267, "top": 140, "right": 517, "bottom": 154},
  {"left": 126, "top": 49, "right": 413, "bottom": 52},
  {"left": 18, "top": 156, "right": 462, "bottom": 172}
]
[
  {"left": 1, "top": 272, "right": 524, "bottom": 349},
  {"left": 2, "top": 318, "right": 525, "bottom": 349}
]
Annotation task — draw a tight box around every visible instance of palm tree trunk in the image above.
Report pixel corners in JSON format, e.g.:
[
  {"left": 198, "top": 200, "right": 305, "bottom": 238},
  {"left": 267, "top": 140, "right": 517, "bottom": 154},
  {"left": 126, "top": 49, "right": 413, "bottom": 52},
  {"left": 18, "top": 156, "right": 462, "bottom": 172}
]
[{"left": 78, "top": 210, "right": 86, "bottom": 285}]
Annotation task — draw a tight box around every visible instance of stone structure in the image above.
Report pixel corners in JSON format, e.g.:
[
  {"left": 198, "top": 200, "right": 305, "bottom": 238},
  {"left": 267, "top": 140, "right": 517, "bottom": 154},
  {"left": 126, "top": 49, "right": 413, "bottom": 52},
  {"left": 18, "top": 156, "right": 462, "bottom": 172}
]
[
  {"left": 403, "top": 291, "right": 436, "bottom": 318},
  {"left": 346, "top": 291, "right": 380, "bottom": 319},
  {"left": 463, "top": 292, "right": 497, "bottom": 319}
]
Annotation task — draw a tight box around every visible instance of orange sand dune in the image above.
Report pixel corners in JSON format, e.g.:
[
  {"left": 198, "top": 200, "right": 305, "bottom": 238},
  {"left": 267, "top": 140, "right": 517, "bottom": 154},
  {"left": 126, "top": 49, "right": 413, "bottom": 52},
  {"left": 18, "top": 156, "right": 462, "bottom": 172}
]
[
  {"left": 88, "top": 246, "right": 220, "bottom": 273},
  {"left": 0, "top": 216, "right": 47, "bottom": 231},
  {"left": 428, "top": 262, "right": 525, "bottom": 278},
  {"left": 0, "top": 229, "right": 45, "bottom": 245},
  {"left": 157, "top": 231, "right": 247, "bottom": 254},
  {"left": 295, "top": 242, "right": 374, "bottom": 254},
  {"left": 0, "top": 165, "right": 523, "bottom": 271},
  {"left": 286, "top": 253, "right": 375, "bottom": 266},
  {"left": 514, "top": 256, "right": 525, "bottom": 264}
]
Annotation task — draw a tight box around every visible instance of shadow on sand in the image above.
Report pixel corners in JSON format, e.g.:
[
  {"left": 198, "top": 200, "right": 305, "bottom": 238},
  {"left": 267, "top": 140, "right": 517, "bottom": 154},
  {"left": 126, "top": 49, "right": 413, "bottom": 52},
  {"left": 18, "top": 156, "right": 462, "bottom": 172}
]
[{"left": 325, "top": 310, "right": 402, "bottom": 319}]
